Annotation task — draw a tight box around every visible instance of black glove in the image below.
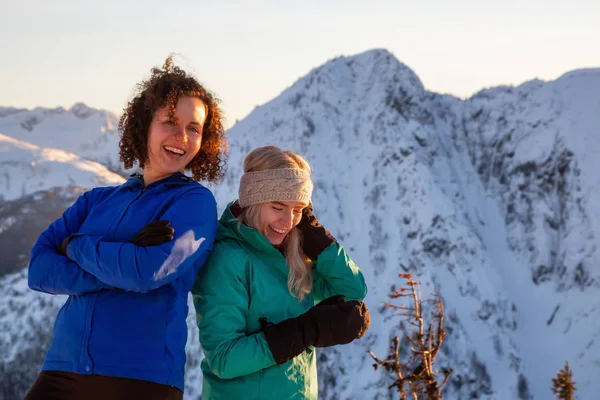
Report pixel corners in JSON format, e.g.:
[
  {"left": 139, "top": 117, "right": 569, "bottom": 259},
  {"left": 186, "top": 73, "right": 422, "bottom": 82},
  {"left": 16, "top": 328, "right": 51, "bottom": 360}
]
[
  {"left": 59, "top": 236, "right": 73, "bottom": 256},
  {"left": 131, "top": 220, "right": 174, "bottom": 246},
  {"left": 315, "top": 294, "right": 346, "bottom": 307},
  {"left": 296, "top": 203, "right": 336, "bottom": 262},
  {"left": 259, "top": 296, "right": 370, "bottom": 365}
]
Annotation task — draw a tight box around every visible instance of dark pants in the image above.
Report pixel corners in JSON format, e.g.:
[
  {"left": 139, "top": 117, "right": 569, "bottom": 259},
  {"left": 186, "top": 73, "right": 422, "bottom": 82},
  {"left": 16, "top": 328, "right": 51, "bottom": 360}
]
[{"left": 24, "top": 371, "right": 183, "bottom": 400}]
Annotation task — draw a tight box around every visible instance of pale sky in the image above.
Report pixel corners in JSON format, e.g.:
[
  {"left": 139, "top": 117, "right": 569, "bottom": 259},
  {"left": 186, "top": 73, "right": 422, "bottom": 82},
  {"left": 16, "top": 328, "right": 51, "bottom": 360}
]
[{"left": 1, "top": 0, "right": 598, "bottom": 128}]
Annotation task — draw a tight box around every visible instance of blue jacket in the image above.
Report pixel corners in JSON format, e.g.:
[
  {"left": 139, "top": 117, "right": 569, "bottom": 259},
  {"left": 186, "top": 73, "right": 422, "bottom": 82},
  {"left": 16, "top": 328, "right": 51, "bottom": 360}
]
[{"left": 28, "top": 172, "right": 217, "bottom": 391}]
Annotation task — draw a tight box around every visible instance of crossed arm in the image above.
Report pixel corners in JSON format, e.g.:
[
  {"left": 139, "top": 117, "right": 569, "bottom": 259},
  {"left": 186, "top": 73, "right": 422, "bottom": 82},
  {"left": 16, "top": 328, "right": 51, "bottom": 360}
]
[{"left": 29, "top": 188, "right": 217, "bottom": 295}]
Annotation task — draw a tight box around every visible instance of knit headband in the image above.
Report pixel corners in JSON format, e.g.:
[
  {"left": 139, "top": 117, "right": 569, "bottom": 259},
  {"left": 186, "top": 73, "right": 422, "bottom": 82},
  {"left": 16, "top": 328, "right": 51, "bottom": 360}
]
[{"left": 238, "top": 168, "right": 313, "bottom": 208}]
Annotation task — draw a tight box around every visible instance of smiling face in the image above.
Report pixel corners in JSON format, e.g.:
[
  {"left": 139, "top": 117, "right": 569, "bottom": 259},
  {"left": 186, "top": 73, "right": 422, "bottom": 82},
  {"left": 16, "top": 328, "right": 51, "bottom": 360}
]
[
  {"left": 258, "top": 201, "right": 308, "bottom": 246},
  {"left": 143, "top": 96, "right": 207, "bottom": 185}
]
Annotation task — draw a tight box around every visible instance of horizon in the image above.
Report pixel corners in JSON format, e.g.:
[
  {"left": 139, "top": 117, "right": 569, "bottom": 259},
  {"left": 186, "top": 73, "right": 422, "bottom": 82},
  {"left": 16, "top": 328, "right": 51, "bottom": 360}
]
[
  {"left": 2, "top": 0, "right": 599, "bottom": 128},
  {"left": 2, "top": 49, "right": 597, "bottom": 128}
]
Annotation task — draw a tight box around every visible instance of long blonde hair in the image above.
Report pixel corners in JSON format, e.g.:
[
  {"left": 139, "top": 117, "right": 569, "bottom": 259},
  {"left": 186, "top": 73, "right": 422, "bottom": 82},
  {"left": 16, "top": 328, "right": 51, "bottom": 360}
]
[{"left": 238, "top": 146, "right": 313, "bottom": 300}]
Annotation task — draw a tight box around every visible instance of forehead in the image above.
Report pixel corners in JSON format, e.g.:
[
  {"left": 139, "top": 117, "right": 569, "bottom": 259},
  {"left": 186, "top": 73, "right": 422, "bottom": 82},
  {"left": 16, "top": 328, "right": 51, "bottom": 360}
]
[
  {"left": 271, "top": 201, "right": 308, "bottom": 209},
  {"left": 154, "top": 96, "right": 207, "bottom": 121}
]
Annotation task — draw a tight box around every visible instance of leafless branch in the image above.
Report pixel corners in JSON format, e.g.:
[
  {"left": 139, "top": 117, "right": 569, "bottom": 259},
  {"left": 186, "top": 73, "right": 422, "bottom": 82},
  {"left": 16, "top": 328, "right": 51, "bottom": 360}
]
[{"left": 368, "top": 273, "right": 453, "bottom": 399}]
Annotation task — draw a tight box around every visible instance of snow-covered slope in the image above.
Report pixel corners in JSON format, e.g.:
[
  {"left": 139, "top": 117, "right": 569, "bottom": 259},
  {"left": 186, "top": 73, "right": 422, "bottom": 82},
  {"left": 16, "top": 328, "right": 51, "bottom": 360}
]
[
  {"left": 1, "top": 49, "right": 598, "bottom": 399},
  {"left": 0, "top": 103, "right": 126, "bottom": 174},
  {"left": 0, "top": 133, "right": 125, "bottom": 202},
  {"left": 447, "top": 68, "right": 600, "bottom": 398}
]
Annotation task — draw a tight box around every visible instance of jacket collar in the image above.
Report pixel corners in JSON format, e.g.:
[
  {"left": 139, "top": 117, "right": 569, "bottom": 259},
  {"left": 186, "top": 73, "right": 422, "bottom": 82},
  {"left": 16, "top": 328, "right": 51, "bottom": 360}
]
[
  {"left": 218, "top": 201, "right": 290, "bottom": 278},
  {"left": 123, "top": 172, "right": 196, "bottom": 192}
]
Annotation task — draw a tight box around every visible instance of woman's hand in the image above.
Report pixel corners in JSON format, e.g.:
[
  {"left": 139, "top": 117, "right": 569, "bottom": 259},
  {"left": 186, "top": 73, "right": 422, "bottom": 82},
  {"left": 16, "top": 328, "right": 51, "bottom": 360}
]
[
  {"left": 296, "top": 203, "right": 336, "bottom": 261},
  {"left": 131, "top": 220, "right": 175, "bottom": 246},
  {"left": 58, "top": 236, "right": 71, "bottom": 255},
  {"left": 259, "top": 295, "right": 370, "bottom": 365}
]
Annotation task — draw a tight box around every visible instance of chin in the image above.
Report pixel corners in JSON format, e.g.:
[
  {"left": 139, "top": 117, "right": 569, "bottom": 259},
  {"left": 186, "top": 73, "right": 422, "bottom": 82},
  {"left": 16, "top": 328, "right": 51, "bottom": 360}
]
[
  {"left": 266, "top": 236, "right": 284, "bottom": 246},
  {"left": 164, "top": 165, "right": 186, "bottom": 174}
]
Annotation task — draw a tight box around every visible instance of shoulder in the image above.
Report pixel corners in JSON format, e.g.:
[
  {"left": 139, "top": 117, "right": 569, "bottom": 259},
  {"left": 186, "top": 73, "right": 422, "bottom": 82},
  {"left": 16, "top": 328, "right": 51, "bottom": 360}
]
[
  {"left": 156, "top": 180, "right": 217, "bottom": 219},
  {"left": 200, "top": 238, "right": 249, "bottom": 277},
  {"left": 194, "top": 238, "right": 251, "bottom": 295},
  {"left": 173, "top": 181, "right": 216, "bottom": 206},
  {"left": 210, "top": 238, "right": 249, "bottom": 267},
  {"left": 80, "top": 184, "right": 121, "bottom": 204}
]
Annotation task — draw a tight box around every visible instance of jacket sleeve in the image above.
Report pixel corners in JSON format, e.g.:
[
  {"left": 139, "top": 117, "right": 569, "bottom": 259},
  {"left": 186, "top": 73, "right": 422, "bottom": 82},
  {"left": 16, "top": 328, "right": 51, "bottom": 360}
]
[
  {"left": 312, "top": 242, "right": 368, "bottom": 302},
  {"left": 28, "top": 188, "right": 113, "bottom": 295},
  {"left": 192, "top": 243, "right": 277, "bottom": 380},
  {"left": 66, "top": 187, "right": 217, "bottom": 293}
]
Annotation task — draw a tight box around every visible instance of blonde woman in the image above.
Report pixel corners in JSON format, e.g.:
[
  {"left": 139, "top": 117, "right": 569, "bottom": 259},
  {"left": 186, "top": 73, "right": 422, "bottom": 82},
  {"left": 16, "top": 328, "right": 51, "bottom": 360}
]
[{"left": 192, "top": 146, "right": 369, "bottom": 399}]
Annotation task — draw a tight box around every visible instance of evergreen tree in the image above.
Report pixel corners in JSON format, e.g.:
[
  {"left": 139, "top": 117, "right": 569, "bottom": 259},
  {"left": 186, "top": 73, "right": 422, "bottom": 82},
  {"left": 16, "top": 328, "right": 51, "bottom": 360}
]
[{"left": 552, "top": 361, "right": 576, "bottom": 400}]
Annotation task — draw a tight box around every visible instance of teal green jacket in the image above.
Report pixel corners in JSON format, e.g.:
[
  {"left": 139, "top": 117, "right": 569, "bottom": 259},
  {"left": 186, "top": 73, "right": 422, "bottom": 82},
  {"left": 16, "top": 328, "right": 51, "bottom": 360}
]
[{"left": 192, "top": 202, "right": 367, "bottom": 399}]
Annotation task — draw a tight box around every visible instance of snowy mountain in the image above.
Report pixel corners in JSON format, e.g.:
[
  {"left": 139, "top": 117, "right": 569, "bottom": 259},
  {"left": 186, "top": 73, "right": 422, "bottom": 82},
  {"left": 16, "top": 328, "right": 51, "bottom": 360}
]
[
  {"left": 0, "top": 133, "right": 125, "bottom": 202},
  {"left": 0, "top": 134, "right": 124, "bottom": 278},
  {"left": 0, "top": 103, "right": 128, "bottom": 175},
  {"left": 1, "top": 49, "right": 599, "bottom": 399}
]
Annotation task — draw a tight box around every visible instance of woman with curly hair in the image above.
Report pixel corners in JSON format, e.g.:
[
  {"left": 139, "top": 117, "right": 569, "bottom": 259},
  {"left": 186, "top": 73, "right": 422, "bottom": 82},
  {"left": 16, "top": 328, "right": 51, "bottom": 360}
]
[{"left": 24, "top": 56, "right": 227, "bottom": 400}]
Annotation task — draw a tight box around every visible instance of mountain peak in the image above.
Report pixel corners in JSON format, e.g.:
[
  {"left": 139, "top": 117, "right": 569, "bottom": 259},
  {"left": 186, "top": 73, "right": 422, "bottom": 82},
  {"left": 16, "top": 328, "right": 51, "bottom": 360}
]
[
  {"left": 0, "top": 107, "right": 28, "bottom": 118},
  {"left": 69, "top": 102, "right": 97, "bottom": 119},
  {"left": 0, "top": 103, "right": 114, "bottom": 121},
  {"left": 557, "top": 67, "right": 600, "bottom": 81},
  {"left": 242, "top": 49, "right": 428, "bottom": 140},
  {"left": 0, "top": 104, "right": 124, "bottom": 174}
]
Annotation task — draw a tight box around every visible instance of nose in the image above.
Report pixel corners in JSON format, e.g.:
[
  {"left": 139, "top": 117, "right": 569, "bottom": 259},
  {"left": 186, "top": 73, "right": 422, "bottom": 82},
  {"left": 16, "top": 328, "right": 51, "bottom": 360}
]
[
  {"left": 280, "top": 211, "right": 293, "bottom": 228},
  {"left": 173, "top": 126, "right": 188, "bottom": 143}
]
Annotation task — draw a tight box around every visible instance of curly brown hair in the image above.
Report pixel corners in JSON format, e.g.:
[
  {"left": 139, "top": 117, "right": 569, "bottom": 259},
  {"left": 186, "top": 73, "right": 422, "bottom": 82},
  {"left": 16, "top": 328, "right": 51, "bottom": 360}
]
[{"left": 118, "top": 55, "right": 227, "bottom": 182}]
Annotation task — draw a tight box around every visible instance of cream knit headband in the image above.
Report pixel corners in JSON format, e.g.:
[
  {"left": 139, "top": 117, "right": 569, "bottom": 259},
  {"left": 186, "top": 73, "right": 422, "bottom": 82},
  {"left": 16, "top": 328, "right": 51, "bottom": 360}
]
[{"left": 238, "top": 168, "right": 313, "bottom": 208}]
